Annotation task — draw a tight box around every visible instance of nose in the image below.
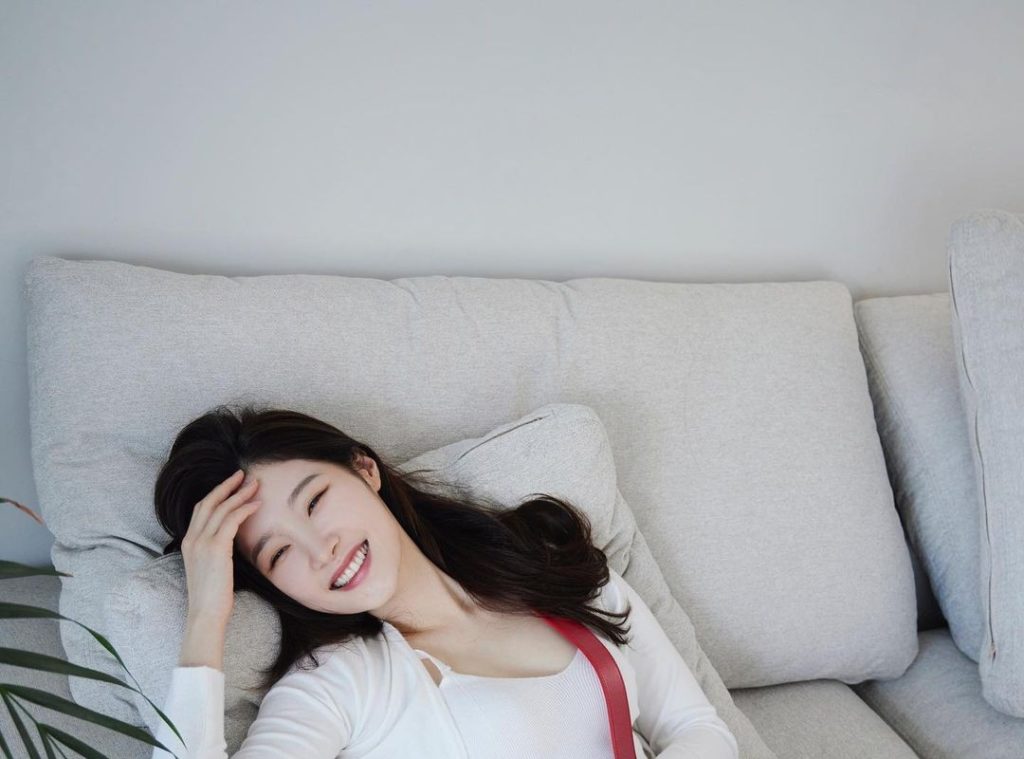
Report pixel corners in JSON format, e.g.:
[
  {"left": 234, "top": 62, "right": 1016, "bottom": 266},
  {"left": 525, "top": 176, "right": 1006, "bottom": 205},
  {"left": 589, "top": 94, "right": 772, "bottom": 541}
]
[{"left": 313, "top": 533, "right": 339, "bottom": 569}]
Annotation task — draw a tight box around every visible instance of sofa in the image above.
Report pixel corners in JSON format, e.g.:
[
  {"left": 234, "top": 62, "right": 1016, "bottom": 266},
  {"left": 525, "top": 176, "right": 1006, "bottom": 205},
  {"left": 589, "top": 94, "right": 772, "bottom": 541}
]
[{"left": 2, "top": 208, "right": 1022, "bottom": 758}]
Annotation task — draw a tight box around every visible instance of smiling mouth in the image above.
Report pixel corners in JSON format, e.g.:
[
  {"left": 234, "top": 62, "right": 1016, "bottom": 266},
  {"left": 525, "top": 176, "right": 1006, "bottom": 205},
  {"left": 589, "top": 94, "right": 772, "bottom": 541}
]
[{"left": 330, "top": 540, "right": 370, "bottom": 590}]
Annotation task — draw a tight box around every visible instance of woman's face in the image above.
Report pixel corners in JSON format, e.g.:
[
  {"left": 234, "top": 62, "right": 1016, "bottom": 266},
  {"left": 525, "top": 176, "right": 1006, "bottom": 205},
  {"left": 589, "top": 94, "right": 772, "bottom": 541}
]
[{"left": 233, "top": 455, "right": 403, "bottom": 615}]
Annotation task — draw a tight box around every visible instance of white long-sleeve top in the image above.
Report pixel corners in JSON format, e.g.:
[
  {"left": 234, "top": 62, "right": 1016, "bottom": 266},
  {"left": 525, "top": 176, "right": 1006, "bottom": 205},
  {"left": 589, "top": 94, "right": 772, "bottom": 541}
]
[
  {"left": 152, "top": 568, "right": 739, "bottom": 759},
  {"left": 411, "top": 641, "right": 614, "bottom": 757}
]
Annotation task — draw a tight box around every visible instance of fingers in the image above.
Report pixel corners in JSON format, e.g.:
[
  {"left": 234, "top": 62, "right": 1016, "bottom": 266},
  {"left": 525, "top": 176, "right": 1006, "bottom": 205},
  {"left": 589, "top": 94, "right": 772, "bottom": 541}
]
[
  {"left": 205, "top": 478, "right": 262, "bottom": 538},
  {"left": 205, "top": 469, "right": 245, "bottom": 507},
  {"left": 189, "top": 470, "right": 242, "bottom": 528},
  {"left": 221, "top": 499, "right": 263, "bottom": 545},
  {"left": 186, "top": 470, "right": 259, "bottom": 545}
]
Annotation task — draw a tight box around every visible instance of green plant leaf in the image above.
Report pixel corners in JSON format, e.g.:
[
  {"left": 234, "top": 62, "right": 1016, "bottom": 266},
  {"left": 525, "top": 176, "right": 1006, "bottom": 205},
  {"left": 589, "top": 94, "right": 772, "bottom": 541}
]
[
  {"left": 1, "top": 690, "right": 42, "bottom": 759},
  {"left": 0, "top": 601, "right": 134, "bottom": 673},
  {"left": 0, "top": 601, "right": 62, "bottom": 620},
  {"left": 38, "top": 724, "right": 117, "bottom": 759},
  {"left": 134, "top": 693, "right": 187, "bottom": 751},
  {"left": 0, "top": 684, "right": 168, "bottom": 752},
  {"left": 0, "top": 603, "right": 187, "bottom": 747},
  {"left": 0, "top": 510, "right": 186, "bottom": 755},
  {"left": 45, "top": 731, "right": 73, "bottom": 759},
  {"left": 0, "top": 720, "right": 15, "bottom": 759},
  {"left": 0, "top": 560, "right": 70, "bottom": 580},
  {"left": 37, "top": 729, "right": 59, "bottom": 759},
  {"left": 0, "top": 647, "right": 129, "bottom": 687}
]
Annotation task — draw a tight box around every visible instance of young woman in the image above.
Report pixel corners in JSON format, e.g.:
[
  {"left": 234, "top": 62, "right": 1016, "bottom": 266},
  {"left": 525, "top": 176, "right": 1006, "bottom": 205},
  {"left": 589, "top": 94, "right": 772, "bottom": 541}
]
[{"left": 150, "top": 404, "right": 739, "bottom": 758}]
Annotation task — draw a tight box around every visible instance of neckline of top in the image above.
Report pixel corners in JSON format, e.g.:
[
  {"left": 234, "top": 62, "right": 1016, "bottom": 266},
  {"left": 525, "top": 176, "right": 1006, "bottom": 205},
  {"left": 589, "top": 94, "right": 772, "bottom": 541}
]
[{"left": 412, "top": 647, "right": 583, "bottom": 682}]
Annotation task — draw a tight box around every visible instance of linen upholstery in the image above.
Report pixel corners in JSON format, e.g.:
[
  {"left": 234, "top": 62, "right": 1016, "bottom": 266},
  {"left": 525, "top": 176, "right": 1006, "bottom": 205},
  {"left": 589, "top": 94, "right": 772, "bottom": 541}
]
[
  {"left": 907, "top": 540, "right": 946, "bottom": 632},
  {"left": 854, "top": 628, "right": 1024, "bottom": 759},
  {"left": 854, "top": 294, "right": 976, "bottom": 648},
  {"left": 102, "top": 403, "right": 774, "bottom": 758},
  {"left": 947, "top": 209, "right": 1024, "bottom": 717},
  {"left": 730, "top": 679, "right": 920, "bottom": 759},
  {"left": 24, "top": 256, "right": 916, "bottom": 704}
]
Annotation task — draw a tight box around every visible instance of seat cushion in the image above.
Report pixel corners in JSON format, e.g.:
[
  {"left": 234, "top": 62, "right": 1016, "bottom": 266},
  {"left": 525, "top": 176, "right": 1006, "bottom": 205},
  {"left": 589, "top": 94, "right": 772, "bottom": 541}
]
[
  {"left": 730, "top": 679, "right": 920, "bottom": 759},
  {"left": 948, "top": 209, "right": 1024, "bottom": 716},
  {"left": 854, "top": 293, "right": 976, "bottom": 651},
  {"left": 23, "top": 256, "right": 915, "bottom": 701},
  {"left": 103, "top": 403, "right": 775, "bottom": 758},
  {"left": 853, "top": 628, "right": 1024, "bottom": 759}
]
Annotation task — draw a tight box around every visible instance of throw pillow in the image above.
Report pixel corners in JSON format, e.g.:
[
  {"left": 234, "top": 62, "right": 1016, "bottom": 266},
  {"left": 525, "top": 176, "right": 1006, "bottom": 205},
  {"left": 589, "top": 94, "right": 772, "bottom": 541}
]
[
  {"left": 947, "top": 208, "right": 1024, "bottom": 717},
  {"left": 104, "top": 403, "right": 775, "bottom": 757}
]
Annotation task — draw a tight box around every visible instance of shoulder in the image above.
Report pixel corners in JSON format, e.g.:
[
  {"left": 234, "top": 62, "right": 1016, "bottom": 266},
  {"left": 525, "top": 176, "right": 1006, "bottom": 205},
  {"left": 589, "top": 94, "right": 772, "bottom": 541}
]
[
  {"left": 266, "top": 634, "right": 383, "bottom": 718},
  {"left": 270, "top": 627, "right": 427, "bottom": 707},
  {"left": 595, "top": 566, "right": 632, "bottom": 615}
]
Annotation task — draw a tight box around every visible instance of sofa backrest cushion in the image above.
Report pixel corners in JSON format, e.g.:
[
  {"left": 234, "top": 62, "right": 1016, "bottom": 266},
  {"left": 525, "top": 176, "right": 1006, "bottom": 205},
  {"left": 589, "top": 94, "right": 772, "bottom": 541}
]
[
  {"left": 948, "top": 208, "right": 1024, "bottom": 717},
  {"left": 854, "top": 294, "right": 971, "bottom": 645},
  {"left": 23, "top": 256, "right": 917, "bottom": 700}
]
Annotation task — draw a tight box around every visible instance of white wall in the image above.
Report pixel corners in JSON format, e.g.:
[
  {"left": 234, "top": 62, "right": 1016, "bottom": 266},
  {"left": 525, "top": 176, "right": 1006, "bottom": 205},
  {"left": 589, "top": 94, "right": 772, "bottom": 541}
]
[{"left": 2, "top": 0, "right": 1022, "bottom": 566}]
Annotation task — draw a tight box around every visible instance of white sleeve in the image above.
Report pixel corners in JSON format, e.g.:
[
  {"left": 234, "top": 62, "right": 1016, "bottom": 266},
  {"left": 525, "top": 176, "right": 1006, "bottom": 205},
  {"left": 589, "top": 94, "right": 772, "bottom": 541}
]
[
  {"left": 612, "top": 571, "right": 740, "bottom": 759},
  {"left": 150, "top": 665, "right": 350, "bottom": 758}
]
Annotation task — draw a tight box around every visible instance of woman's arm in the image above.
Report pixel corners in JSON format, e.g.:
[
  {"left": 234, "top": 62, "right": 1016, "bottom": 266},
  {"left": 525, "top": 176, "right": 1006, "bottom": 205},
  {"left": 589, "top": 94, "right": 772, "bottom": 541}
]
[
  {"left": 610, "top": 570, "right": 740, "bottom": 759},
  {"left": 152, "top": 620, "right": 349, "bottom": 759},
  {"left": 151, "top": 662, "right": 351, "bottom": 759}
]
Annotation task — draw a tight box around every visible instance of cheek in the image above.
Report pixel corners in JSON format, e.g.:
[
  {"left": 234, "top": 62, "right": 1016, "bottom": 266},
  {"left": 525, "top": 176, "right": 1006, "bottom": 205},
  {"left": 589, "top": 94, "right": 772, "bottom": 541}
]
[{"left": 278, "top": 564, "right": 316, "bottom": 597}]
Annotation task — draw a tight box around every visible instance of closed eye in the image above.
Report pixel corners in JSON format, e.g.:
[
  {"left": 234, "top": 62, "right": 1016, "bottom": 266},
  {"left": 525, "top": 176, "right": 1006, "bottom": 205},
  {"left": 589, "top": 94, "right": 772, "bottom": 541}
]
[
  {"left": 307, "top": 489, "right": 324, "bottom": 516},
  {"left": 268, "top": 489, "right": 326, "bottom": 570}
]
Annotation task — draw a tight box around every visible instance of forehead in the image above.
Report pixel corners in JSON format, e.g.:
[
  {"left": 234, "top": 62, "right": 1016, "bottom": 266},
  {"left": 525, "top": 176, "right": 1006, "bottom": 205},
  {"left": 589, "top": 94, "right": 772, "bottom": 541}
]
[
  {"left": 244, "top": 458, "right": 339, "bottom": 494},
  {"left": 247, "top": 458, "right": 324, "bottom": 480},
  {"left": 235, "top": 460, "right": 328, "bottom": 549}
]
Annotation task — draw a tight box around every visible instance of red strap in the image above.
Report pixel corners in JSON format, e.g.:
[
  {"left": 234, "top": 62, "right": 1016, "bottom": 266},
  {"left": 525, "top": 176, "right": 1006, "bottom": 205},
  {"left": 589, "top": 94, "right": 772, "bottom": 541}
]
[{"left": 537, "top": 614, "right": 637, "bottom": 759}]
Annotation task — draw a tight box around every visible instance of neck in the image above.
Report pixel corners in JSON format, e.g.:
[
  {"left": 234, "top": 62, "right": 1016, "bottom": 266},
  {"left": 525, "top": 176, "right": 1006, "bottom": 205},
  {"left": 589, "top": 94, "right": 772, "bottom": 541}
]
[{"left": 372, "top": 531, "right": 479, "bottom": 637}]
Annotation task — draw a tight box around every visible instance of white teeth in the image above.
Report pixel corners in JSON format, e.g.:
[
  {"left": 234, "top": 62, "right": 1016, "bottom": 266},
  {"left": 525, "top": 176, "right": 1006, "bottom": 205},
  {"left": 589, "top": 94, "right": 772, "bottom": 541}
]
[{"left": 331, "top": 542, "right": 368, "bottom": 589}]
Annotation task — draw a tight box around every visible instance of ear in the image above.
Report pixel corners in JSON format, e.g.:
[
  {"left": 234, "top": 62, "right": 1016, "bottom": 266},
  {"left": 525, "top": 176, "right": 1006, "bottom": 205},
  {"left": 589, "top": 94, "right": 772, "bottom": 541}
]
[{"left": 353, "top": 450, "right": 382, "bottom": 493}]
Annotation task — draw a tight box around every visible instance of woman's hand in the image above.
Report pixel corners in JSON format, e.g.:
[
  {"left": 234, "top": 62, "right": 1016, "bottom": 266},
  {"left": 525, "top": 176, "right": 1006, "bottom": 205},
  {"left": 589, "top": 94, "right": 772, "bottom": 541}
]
[{"left": 179, "top": 469, "right": 262, "bottom": 632}]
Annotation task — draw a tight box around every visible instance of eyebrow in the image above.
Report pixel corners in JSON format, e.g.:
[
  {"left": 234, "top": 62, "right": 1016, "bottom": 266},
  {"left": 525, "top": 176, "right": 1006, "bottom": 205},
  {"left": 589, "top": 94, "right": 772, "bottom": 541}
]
[{"left": 250, "top": 472, "right": 320, "bottom": 569}]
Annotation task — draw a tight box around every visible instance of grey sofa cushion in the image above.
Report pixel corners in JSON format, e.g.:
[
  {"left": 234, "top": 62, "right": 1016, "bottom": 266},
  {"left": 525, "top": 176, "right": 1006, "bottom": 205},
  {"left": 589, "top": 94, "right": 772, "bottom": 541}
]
[
  {"left": 103, "top": 403, "right": 775, "bottom": 758},
  {"left": 948, "top": 209, "right": 1024, "bottom": 717},
  {"left": 854, "top": 628, "right": 1024, "bottom": 759},
  {"left": 907, "top": 540, "right": 947, "bottom": 632},
  {"left": 854, "top": 294, "right": 977, "bottom": 652},
  {"left": 23, "top": 256, "right": 915, "bottom": 706},
  {"left": 730, "top": 679, "right": 920, "bottom": 759}
]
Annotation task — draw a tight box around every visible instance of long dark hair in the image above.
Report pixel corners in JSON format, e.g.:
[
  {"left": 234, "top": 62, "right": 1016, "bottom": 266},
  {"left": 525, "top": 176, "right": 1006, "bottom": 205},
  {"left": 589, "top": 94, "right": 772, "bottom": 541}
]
[{"left": 154, "top": 403, "right": 631, "bottom": 692}]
